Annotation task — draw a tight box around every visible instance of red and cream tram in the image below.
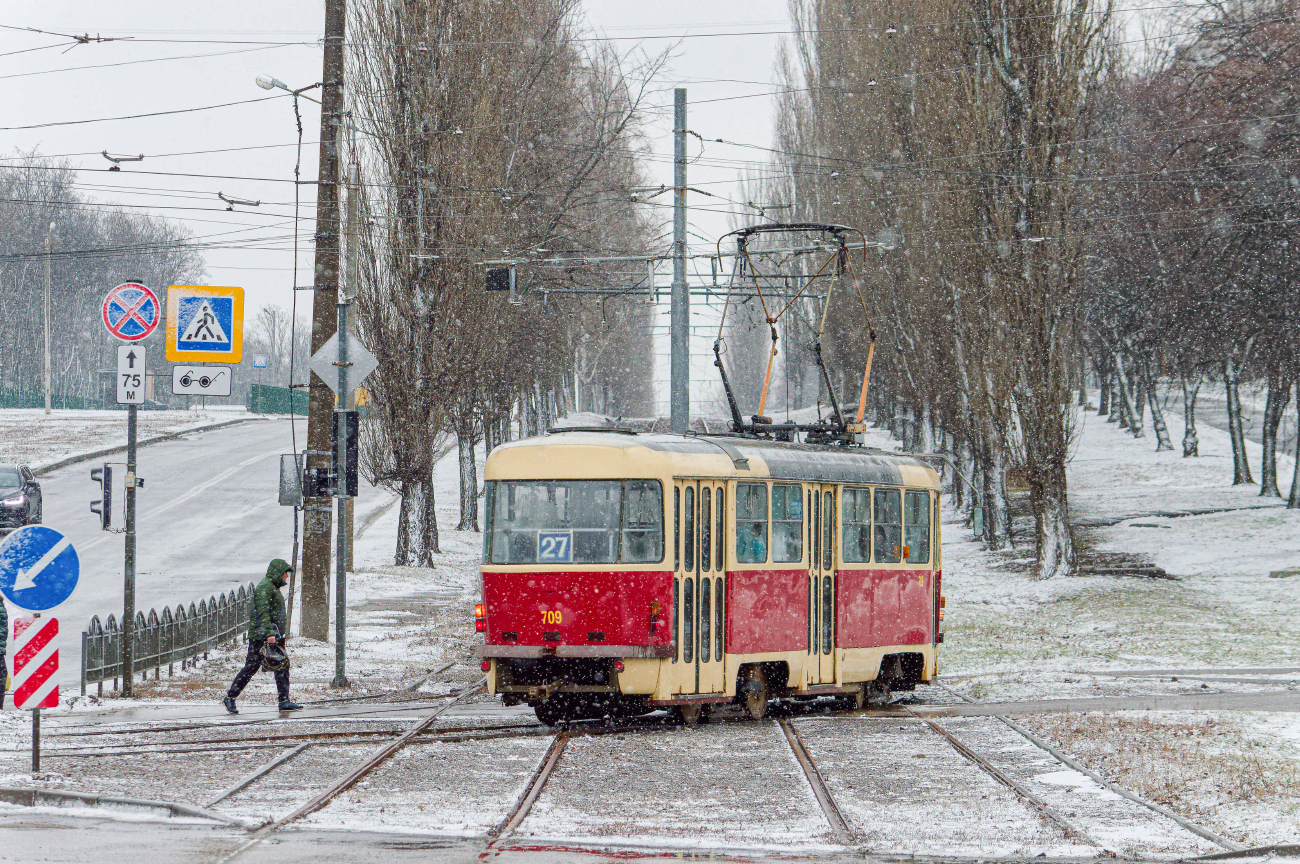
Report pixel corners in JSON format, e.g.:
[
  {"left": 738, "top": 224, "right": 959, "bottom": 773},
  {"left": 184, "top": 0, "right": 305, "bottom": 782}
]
[{"left": 477, "top": 430, "right": 944, "bottom": 724}]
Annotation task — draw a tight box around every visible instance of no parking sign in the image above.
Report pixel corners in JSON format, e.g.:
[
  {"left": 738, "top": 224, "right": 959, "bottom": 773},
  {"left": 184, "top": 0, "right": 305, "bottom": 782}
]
[{"left": 101, "top": 283, "right": 160, "bottom": 342}]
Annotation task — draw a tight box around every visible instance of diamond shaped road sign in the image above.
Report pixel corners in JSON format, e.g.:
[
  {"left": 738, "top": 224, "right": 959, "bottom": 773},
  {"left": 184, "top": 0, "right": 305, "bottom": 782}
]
[{"left": 309, "top": 332, "right": 378, "bottom": 396}]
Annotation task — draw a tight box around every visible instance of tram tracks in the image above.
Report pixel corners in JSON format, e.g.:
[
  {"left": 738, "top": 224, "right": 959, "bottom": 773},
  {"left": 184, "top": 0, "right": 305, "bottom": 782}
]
[
  {"left": 31, "top": 683, "right": 1256, "bottom": 859},
  {"left": 934, "top": 681, "right": 1246, "bottom": 853}
]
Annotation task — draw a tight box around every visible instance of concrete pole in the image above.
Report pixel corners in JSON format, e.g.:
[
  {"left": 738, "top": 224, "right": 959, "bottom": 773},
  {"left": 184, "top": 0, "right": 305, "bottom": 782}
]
[
  {"left": 301, "top": 0, "right": 347, "bottom": 641},
  {"left": 344, "top": 161, "right": 359, "bottom": 571},
  {"left": 670, "top": 88, "right": 689, "bottom": 434},
  {"left": 43, "top": 223, "right": 53, "bottom": 414},
  {"left": 332, "top": 300, "right": 349, "bottom": 689}
]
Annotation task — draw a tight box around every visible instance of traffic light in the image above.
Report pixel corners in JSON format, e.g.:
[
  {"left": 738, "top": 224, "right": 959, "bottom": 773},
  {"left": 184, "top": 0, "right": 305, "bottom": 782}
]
[
  {"left": 90, "top": 464, "right": 112, "bottom": 530},
  {"left": 332, "top": 409, "right": 359, "bottom": 497}
]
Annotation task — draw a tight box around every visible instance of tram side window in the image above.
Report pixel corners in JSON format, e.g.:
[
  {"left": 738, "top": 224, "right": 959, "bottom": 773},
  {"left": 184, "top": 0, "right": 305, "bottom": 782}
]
[
  {"left": 623, "top": 480, "right": 665, "bottom": 563},
  {"left": 904, "top": 490, "right": 931, "bottom": 564},
  {"left": 873, "top": 488, "right": 902, "bottom": 564},
  {"left": 771, "top": 483, "right": 803, "bottom": 563},
  {"left": 735, "top": 482, "right": 768, "bottom": 563},
  {"left": 684, "top": 486, "right": 696, "bottom": 572},
  {"left": 700, "top": 488, "right": 712, "bottom": 572},
  {"left": 841, "top": 487, "right": 871, "bottom": 563}
]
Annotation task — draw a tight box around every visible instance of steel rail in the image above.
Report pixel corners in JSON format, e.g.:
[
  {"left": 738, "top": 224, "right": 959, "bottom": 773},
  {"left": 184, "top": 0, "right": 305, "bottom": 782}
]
[
  {"left": 215, "top": 677, "right": 487, "bottom": 864},
  {"left": 778, "top": 719, "right": 853, "bottom": 845},
  {"left": 904, "top": 707, "right": 1109, "bottom": 852},
  {"left": 935, "top": 682, "right": 1246, "bottom": 851},
  {"left": 46, "top": 691, "right": 475, "bottom": 737},
  {"left": 497, "top": 731, "right": 570, "bottom": 837},
  {"left": 46, "top": 720, "right": 541, "bottom": 750},
  {"left": 205, "top": 743, "right": 311, "bottom": 807},
  {"left": 47, "top": 726, "right": 558, "bottom": 758}
]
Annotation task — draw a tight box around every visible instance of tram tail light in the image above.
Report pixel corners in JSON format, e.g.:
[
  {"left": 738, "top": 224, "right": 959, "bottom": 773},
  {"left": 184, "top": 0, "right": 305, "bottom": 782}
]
[
  {"left": 476, "top": 620, "right": 486, "bottom": 632},
  {"left": 614, "top": 660, "right": 625, "bottom": 672},
  {"left": 474, "top": 603, "right": 485, "bottom": 618},
  {"left": 475, "top": 602, "right": 486, "bottom": 632},
  {"left": 481, "top": 660, "right": 491, "bottom": 672},
  {"left": 648, "top": 599, "right": 661, "bottom": 632}
]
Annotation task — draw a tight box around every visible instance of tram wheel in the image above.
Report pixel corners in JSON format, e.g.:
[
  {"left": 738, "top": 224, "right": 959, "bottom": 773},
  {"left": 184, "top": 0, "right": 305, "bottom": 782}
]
[
  {"left": 742, "top": 666, "right": 770, "bottom": 720},
  {"left": 679, "top": 704, "right": 704, "bottom": 726},
  {"left": 534, "top": 699, "right": 568, "bottom": 726}
]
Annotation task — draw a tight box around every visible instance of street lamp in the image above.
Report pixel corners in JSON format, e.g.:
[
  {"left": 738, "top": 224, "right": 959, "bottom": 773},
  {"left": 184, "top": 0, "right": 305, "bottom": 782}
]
[
  {"left": 256, "top": 74, "right": 322, "bottom": 103},
  {"left": 44, "top": 221, "right": 54, "bottom": 415}
]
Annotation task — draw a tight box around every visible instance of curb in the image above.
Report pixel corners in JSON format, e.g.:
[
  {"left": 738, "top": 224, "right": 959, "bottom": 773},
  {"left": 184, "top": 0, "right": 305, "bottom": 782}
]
[
  {"left": 33, "top": 417, "right": 266, "bottom": 477},
  {"left": 0, "top": 785, "right": 259, "bottom": 828}
]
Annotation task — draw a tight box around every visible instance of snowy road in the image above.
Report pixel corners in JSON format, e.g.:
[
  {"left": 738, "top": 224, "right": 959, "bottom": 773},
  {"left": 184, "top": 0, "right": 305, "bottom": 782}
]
[{"left": 29, "top": 417, "right": 390, "bottom": 677}]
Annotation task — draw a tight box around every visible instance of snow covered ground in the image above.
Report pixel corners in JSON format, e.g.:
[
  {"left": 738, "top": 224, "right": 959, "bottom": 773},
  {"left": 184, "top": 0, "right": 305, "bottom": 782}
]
[
  {"left": 0, "top": 406, "right": 262, "bottom": 470},
  {"left": 0, "top": 408, "right": 1295, "bottom": 856}
]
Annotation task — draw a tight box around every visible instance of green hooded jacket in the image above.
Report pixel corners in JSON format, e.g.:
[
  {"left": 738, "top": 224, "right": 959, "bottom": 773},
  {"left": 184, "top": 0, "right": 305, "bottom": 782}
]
[{"left": 248, "top": 559, "right": 292, "bottom": 641}]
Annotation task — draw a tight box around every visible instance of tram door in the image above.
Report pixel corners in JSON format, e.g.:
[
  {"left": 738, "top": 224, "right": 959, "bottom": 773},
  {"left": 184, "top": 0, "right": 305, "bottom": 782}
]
[
  {"left": 673, "top": 479, "right": 727, "bottom": 696},
  {"left": 808, "top": 484, "right": 837, "bottom": 684}
]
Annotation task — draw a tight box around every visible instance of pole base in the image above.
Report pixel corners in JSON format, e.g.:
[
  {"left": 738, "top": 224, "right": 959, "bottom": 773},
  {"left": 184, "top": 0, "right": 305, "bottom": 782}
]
[{"left": 330, "top": 675, "right": 349, "bottom": 689}]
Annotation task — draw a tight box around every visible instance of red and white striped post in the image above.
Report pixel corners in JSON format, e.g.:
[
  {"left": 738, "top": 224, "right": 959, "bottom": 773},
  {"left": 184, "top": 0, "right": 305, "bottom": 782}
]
[{"left": 13, "top": 616, "right": 58, "bottom": 773}]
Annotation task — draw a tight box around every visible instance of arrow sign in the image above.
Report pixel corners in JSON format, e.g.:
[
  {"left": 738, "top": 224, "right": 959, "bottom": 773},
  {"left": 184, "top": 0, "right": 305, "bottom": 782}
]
[
  {"left": 14, "top": 536, "right": 70, "bottom": 592},
  {"left": 126, "top": 350, "right": 138, "bottom": 369},
  {"left": 0, "top": 526, "right": 80, "bottom": 611}
]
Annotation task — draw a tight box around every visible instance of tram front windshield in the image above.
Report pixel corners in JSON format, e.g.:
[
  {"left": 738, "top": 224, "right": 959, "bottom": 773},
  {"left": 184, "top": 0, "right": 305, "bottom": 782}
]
[{"left": 488, "top": 480, "right": 663, "bottom": 565}]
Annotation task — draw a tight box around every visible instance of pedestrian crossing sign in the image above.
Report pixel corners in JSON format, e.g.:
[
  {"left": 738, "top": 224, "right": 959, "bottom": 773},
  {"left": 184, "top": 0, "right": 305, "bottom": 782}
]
[{"left": 166, "top": 285, "right": 244, "bottom": 363}]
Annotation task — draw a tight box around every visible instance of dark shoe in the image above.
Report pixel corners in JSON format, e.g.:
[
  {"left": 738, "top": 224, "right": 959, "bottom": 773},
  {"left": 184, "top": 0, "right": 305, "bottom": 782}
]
[
  {"left": 223, "top": 696, "right": 238, "bottom": 715},
  {"left": 278, "top": 700, "right": 303, "bottom": 711}
]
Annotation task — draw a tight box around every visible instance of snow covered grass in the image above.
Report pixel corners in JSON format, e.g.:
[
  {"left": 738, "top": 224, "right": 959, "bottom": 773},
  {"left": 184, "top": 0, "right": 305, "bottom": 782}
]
[
  {"left": 0, "top": 407, "right": 262, "bottom": 469},
  {"left": 1020, "top": 711, "right": 1300, "bottom": 846}
]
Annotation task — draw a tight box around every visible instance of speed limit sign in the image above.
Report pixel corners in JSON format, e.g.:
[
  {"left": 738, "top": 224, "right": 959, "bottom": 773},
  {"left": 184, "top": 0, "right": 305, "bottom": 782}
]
[{"left": 116, "top": 345, "right": 145, "bottom": 405}]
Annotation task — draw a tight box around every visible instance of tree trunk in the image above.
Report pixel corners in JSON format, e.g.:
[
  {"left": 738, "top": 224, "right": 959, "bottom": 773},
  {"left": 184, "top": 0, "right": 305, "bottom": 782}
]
[
  {"left": 1032, "top": 459, "right": 1076, "bottom": 579},
  {"left": 1260, "top": 374, "right": 1291, "bottom": 497},
  {"left": 1097, "top": 365, "right": 1110, "bottom": 416},
  {"left": 1289, "top": 381, "right": 1300, "bottom": 509},
  {"left": 1181, "top": 372, "right": 1201, "bottom": 457},
  {"left": 1224, "top": 356, "right": 1253, "bottom": 485},
  {"left": 918, "top": 404, "right": 934, "bottom": 453},
  {"left": 981, "top": 448, "right": 1009, "bottom": 551},
  {"left": 396, "top": 476, "right": 437, "bottom": 566},
  {"left": 456, "top": 423, "right": 480, "bottom": 531},
  {"left": 1142, "top": 362, "right": 1173, "bottom": 452},
  {"left": 1108, "top": 370, "right": 1123, "bottom": 424},
  {"left": 1114, "top": 354, "right": 1142, "bottom": 437}
]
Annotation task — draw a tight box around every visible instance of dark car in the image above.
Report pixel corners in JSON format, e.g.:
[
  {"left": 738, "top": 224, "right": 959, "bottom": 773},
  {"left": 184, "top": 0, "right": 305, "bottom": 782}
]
[{"left": 0, "top": 464, "right": 42, "bottom": 530}]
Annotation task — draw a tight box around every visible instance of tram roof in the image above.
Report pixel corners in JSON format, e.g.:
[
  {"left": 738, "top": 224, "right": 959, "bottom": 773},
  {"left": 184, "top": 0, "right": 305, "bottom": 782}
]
[{"left": 486, "top": 431, "right": 941, "bottom": 488}]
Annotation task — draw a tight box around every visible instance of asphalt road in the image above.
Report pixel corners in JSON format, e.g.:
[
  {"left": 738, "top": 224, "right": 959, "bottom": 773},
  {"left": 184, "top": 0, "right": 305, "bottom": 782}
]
[{"left": 29, "top": 417, "right": 387, "bottom": 678}]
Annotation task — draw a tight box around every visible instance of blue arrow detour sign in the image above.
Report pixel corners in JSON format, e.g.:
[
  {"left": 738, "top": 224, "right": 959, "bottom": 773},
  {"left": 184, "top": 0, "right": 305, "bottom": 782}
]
[{"left": 0, "top": 526, "right": 80, "bottom": 611}]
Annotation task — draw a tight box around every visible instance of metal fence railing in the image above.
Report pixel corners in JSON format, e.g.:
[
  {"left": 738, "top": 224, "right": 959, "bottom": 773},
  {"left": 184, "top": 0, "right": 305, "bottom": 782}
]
[{"left": 80, "top": 582, "right": 256, "bottom": 697}]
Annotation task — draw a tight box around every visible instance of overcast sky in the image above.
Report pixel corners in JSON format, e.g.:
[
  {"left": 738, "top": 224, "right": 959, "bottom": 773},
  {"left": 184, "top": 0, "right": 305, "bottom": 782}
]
[
  {"left": 2, "top": 1, "right": 790, "bottom": 413},
  {"left": 1, "top": 2, "right": 785, "bottom": 306}
]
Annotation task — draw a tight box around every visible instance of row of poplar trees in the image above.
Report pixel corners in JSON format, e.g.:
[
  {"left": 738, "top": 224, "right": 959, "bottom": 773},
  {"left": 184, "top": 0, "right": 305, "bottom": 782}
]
[
  {"left": 756, "top": 0, "right": 1300, "bottom": 578},
  {"left": 347, "top": 0, "right": 661, "bottom": 565}
]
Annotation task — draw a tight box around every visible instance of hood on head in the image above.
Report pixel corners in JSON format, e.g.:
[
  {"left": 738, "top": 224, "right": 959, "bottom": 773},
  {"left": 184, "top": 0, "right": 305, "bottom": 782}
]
[{"left": 265, "top": 558, "right": 293, "bottom": 586}]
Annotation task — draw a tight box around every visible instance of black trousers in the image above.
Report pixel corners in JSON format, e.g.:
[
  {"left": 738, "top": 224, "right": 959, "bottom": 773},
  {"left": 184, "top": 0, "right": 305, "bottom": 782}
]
[{"left": 227, "top": 639, "right": 290, "bottom": 702}]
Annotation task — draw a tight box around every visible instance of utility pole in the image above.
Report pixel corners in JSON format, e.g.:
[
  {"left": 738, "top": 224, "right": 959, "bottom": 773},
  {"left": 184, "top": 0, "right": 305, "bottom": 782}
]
[
  {"left": 122, "top": 401, "right": 137, "bottom": 697},
  {"left": 43, "top": 223, "right": 53, "bottom": 414},
  {"left": 670, "top": 88, "right": 689, "bottom": 434},
  {"left": 344, "top": 160, "right": 359, "bottom": 571},
  {"left": 332, "top": 297, "right": 349, "bottom": 688},
  {"left": 301, "top": 0, "right": 347, "bottom": 641}
]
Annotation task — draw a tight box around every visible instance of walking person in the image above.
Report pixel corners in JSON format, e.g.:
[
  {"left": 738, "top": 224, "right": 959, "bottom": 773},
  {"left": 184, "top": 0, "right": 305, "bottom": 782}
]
[{"left": 223, "top": 559, "right": 302, "bottom": 714}]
